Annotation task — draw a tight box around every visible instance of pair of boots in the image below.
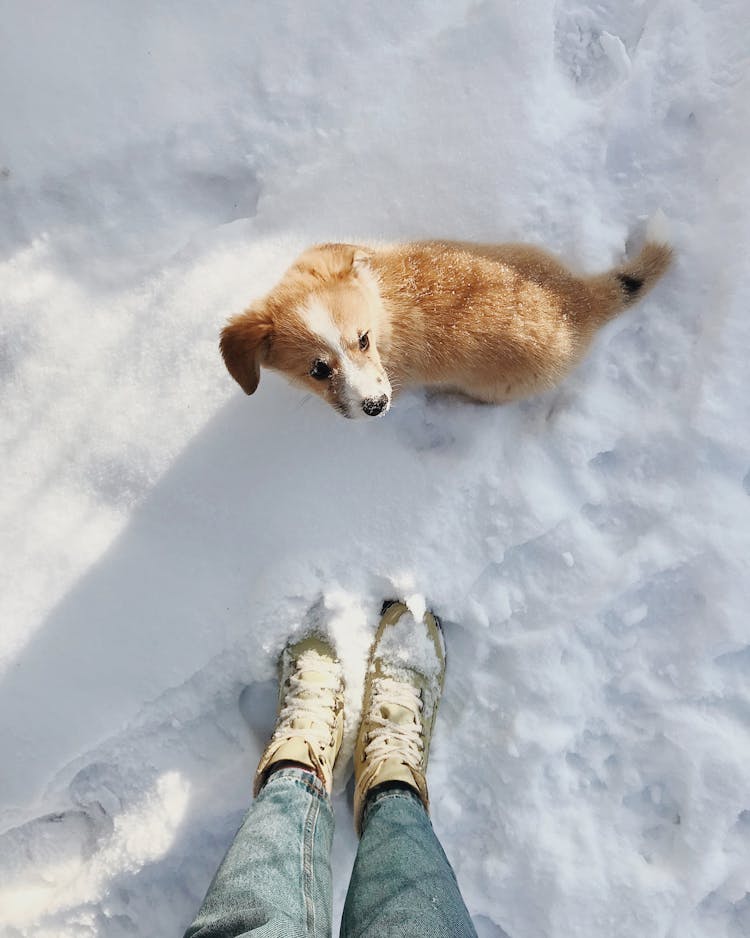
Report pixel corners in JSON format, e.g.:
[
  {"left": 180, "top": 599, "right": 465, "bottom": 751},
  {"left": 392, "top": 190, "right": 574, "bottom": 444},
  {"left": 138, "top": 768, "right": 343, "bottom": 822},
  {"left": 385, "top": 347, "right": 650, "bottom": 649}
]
[{"left": 254, "top": 601, "right": 446, "bottom": 833}]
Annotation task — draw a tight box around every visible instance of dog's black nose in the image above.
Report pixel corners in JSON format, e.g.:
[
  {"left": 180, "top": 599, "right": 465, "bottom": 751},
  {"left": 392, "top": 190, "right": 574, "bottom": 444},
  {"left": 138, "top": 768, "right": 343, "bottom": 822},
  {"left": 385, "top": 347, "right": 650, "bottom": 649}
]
[{"left": 362, "top": 394, "right": 388, "bottom": 417}]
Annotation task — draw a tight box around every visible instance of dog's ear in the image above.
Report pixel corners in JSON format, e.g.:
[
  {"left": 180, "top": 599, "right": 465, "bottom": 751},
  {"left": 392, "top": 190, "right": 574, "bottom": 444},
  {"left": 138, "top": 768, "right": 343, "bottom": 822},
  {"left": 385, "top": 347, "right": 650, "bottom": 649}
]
[
  {"left": 220, "top": 309, "right": 273, "bottom": 395},
  {"left": 293, "top": 244, "right": 372, "bottom": 281},
  {"left": 351, "top": 249, "right": 372, "bottom": 274}
]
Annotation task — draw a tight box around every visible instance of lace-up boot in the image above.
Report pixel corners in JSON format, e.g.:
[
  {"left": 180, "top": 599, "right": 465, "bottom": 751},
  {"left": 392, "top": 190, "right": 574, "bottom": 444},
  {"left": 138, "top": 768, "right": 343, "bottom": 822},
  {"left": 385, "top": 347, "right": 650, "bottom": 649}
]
[
  {"left": 254, "top": 635, "right": 344, "bottom": 796},
  {"left": 353, "top": 601, "right": 446, "bottom": 834}
]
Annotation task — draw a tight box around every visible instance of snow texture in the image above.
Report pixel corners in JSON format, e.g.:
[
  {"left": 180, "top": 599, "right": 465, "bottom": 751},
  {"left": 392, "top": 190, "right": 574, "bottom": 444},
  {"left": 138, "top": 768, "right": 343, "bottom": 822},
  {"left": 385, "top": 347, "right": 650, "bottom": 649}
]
[
  {"left": 1, "top": 2, "right": 749, "bottom": 936},
  {"left": 371, "top": 607, "right": 445, "bottom": 721},
  {"left": 374, "top": 608, "right": 444, "bottom": 679}
]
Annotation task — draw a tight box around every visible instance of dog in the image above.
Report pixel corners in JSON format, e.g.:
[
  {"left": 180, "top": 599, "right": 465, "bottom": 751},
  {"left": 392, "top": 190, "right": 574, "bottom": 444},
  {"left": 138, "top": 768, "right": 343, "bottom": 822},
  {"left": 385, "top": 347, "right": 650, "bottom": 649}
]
[{"left": 220, "top": 236, "right": 672, "bottom": 419}]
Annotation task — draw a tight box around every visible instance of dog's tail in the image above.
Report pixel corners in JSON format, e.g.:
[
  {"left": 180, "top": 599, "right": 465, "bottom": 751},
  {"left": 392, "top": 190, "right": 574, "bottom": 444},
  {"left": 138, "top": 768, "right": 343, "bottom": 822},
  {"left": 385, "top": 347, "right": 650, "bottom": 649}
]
[{"left": 586, "top": 235, "right": 673, "bottom": 325}]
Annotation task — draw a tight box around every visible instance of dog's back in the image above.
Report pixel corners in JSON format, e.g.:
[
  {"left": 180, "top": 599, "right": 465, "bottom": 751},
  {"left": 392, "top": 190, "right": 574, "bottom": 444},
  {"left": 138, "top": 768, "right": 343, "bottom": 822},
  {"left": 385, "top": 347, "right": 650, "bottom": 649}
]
[{"left": 368, "top": 238, "right": 672, "bottom": 403}]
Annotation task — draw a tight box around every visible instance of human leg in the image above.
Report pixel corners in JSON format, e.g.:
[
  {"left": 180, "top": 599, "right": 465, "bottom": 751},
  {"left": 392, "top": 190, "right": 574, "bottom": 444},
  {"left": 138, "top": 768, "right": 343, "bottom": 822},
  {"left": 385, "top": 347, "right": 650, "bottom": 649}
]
[
  {"left": 184, "top": 635, "right": 344, "bottom": 938},
  {"left": 341, "top": 602, "right": 476, "bottom": 938},
  {"left": 185, "top": 767, "right": 334, "bottom": 938},
  {"left": 341, "top": 784, "right": 477, "bottom": 938}
]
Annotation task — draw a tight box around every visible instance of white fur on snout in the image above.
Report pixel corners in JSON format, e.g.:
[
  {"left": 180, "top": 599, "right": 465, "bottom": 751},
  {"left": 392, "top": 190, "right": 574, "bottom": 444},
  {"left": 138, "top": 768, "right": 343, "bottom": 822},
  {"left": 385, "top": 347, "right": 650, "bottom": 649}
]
[
  {"left": 299, "top": 297, "right": 391, "bottom": 418},
  {"left": 339, "top": 357, "right": 392, "bottom": 418}
]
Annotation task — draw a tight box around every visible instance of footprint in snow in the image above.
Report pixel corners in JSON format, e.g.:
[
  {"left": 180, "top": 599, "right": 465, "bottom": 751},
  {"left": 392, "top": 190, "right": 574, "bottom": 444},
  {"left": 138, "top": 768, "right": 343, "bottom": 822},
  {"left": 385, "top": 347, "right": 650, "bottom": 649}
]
[
  {"left": 239, "top": 679, "right": 278, "bottom": 747},
  {"left": 0, "top": 802, "right": 110, "bottom": 885},
  {"left": 554, "top": 10, "right": 633, "bottom": 96}
]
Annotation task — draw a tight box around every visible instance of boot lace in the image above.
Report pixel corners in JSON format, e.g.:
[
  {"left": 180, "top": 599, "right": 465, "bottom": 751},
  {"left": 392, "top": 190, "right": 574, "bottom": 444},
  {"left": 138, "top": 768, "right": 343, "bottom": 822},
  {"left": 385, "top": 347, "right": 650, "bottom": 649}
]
[
  {"left": 364, "top": 676, "right": 424, "bottom": 768},
  {"left": 274, "top": 652, "right": 342, "bottom": 748}
]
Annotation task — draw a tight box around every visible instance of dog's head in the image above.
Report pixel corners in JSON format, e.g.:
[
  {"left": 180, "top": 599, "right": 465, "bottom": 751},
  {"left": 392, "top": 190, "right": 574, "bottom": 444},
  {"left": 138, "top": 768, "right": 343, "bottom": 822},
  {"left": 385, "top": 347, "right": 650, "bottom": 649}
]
[{"left": 220, "top": 244, "right": 392, "bottom": 418}]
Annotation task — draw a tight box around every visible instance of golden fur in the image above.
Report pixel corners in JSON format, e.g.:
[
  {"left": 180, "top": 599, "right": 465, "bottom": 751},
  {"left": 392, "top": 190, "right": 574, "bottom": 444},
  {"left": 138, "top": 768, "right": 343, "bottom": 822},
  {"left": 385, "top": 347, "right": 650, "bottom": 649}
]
[{"left": 220, "top": 238, "right": 672, "bottom": 419}]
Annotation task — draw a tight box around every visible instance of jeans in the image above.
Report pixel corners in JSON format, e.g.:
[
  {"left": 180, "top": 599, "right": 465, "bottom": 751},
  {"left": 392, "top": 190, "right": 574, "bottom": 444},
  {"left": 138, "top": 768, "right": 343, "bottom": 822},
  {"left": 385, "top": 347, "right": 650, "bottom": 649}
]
[{"left": 185, "top": 768, "right": 477, "bottom": 938}]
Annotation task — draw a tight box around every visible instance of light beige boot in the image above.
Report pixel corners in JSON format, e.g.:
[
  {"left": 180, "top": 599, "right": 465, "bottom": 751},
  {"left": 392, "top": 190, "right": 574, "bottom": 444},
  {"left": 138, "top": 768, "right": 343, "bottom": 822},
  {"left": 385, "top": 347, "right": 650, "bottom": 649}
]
[
  {"left": 254, "top": 635, "right": 344, "bottom": 796},
  {"left": 353, "top": 601, "right": 446, "bottom": 834}
]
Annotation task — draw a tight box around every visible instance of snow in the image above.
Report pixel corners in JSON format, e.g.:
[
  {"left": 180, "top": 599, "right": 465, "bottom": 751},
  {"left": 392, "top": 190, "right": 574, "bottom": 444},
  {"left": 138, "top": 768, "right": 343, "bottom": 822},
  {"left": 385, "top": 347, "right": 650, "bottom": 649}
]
[
  {"left": 372, "top": 607, "right": 444, "bottom": 679},
  {"left": 1, "top": 1, "right": 749, "bottom": 936},
  {"left": 366, "top": 605, "right": 445, "bottom": 720}
]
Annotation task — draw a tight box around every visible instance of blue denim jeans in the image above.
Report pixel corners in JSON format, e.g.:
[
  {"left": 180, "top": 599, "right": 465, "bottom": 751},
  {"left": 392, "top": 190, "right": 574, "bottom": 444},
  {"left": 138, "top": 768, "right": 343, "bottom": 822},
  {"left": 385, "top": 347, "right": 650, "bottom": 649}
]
[{"left": 185, "top": 768, "right": 477, "bottom": 938}]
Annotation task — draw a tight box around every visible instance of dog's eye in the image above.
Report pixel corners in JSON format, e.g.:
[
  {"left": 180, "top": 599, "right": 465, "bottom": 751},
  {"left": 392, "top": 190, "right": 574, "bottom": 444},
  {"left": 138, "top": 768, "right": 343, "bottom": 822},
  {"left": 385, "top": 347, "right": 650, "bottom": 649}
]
[
  {"left": 310, "top": 360, "right": 333, "bottom": 380},
  {"left": 359, "top": 332, "right": 370, "bottom": 351}
]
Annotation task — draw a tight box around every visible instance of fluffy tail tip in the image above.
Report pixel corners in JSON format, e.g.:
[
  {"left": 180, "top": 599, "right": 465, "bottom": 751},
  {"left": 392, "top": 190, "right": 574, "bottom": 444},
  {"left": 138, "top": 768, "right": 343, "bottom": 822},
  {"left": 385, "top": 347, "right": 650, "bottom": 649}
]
[{"left": 617, "top": 219, "right": 673, "bottom": 303}]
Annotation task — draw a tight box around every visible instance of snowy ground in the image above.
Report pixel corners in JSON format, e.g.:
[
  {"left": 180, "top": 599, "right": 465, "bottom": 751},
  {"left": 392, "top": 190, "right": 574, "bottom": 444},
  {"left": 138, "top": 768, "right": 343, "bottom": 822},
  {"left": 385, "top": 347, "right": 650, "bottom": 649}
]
[{"left": 1, "top": 2, "right": 749, "bottom": 936}]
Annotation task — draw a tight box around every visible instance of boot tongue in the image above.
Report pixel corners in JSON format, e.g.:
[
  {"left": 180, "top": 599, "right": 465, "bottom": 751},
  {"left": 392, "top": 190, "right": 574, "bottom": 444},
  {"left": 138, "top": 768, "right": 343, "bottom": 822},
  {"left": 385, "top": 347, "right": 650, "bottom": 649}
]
[
  {"left": 378, "top": 702, "right": 415, "bottom": 725},
  {"left": 298, "top": 668, "right": 329, "bottom": 687}
]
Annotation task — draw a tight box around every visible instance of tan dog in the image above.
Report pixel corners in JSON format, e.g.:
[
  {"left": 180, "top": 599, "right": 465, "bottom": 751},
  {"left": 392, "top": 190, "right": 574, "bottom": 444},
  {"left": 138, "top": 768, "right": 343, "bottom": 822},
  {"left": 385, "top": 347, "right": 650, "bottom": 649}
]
[{"left": 220, "top": 237, "right": 672, "bottom": 419}]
